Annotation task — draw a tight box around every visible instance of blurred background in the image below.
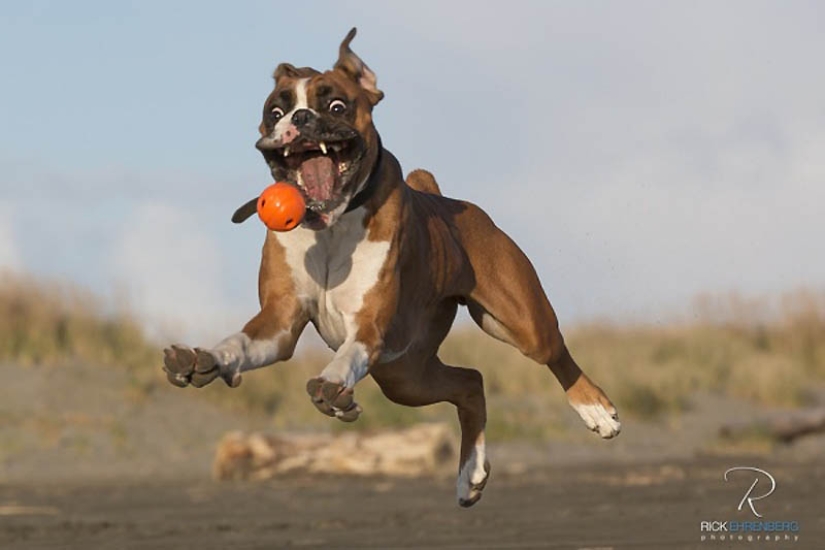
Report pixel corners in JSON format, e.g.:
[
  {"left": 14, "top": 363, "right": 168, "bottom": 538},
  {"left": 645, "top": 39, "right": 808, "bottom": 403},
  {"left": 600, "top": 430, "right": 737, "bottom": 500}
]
[{"left": 1, "top": 1, "right": 825, "bottom": 483}]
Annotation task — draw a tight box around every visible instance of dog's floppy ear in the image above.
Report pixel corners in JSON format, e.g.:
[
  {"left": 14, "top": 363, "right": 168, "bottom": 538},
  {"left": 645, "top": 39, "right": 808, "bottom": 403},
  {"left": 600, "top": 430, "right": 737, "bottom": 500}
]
[
  {"left": 273, "top": 63, "right": 322, "bottom": 86},
  {"left": 273, "top": 62, "right": 301, "bottom": 83},
  {"left": 334, "top": 27, "right": 384, "bottom": 106},
  {"left": 231, "top": 197, "right": 258, "bottom": 224}
]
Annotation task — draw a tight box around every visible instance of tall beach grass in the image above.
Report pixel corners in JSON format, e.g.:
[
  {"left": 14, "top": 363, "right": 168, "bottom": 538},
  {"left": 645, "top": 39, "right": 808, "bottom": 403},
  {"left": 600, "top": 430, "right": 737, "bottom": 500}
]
[{"left": 2, "top": 272, "right": 823, "bottom": 438}]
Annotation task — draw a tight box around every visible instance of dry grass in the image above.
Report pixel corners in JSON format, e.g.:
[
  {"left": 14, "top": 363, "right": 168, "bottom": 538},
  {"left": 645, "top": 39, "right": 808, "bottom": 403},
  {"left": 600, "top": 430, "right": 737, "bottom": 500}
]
[
  {"left": 0, "top": 272, "right": 158, "bottom": 394},
  {"left": 2, "top": 272, "right": 823, "bottom": 438}
]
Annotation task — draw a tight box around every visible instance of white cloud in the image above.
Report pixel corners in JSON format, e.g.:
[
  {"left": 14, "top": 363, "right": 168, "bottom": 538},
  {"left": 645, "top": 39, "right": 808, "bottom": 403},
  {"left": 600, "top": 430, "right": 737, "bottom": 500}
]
[
  {"left": 109, "top": 201, "right": 246, "bottom": 345},
  {"left": 356, "top": 2, "right": 825, "bottom": 321},
  {"left": 478, "top": 123, "right": 825, "bottom": 321}
]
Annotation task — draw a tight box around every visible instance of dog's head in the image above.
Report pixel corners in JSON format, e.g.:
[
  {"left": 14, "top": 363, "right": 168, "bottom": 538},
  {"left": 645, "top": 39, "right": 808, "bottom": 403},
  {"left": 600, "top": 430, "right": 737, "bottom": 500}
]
[{"left": 242, "top": 28, "right": 383, "bottom": 230}]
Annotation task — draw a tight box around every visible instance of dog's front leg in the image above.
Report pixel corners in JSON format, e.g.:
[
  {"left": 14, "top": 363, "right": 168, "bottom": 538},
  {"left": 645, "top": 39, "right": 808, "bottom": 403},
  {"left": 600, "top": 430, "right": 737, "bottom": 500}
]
[
  {"left": 305, "top": 339, "right": 374, "bottom": 422},
  {"left": 163, "top": 305, "right": 305, "bottom": 388}
]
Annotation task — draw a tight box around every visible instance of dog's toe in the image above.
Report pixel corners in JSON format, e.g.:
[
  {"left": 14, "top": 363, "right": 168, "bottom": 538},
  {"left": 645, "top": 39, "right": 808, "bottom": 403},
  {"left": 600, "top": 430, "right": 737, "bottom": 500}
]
[
  {"left": 571, "top": 402, "right": 622, "bottom": 439},
  {"left": 190, "top": 370, "right": 219, "bottom": 388},
  {"left": 306, "top": 378, "right": 336, "bottom": 416},
  {"left": 193, "top": 348, "right": 217, "bottom": 373},
  {"left": 163, "top": 345, "right": 198, "bottom": 387},
  {"left": 164, "top": 345, "right": 196, "bottom": 376},
  {"left": 334, "top": 404, "right": 362, "bottom": 422},
  {"left": 165, "top": 370, "right": 189, "bottom": 388}
]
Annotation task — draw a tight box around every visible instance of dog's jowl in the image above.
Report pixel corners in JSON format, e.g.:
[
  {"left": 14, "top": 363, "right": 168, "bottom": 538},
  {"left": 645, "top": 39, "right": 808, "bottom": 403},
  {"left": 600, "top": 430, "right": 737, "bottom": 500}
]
[{"left": 163, "top": 28, "right": 621, "bottom": 507}]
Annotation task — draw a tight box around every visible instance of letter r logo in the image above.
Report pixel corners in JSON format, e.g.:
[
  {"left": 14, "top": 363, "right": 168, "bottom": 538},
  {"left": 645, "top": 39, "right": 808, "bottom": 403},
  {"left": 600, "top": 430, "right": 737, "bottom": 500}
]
[{"left": 724, "top": 467, "right": 776, "bottom": 518}]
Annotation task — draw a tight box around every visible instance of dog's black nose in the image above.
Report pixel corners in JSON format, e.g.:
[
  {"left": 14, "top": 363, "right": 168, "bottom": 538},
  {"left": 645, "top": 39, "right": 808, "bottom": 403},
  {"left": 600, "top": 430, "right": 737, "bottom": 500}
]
[{"left": 291, "top": 109, "right": 315, "bottom": 127}]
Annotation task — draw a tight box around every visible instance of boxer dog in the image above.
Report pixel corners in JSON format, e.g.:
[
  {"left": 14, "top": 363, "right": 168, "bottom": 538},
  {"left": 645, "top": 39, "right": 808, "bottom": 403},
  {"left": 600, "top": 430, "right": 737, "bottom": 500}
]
[{"left": 163, "top": 28, "right": 620, "bottom": 507}]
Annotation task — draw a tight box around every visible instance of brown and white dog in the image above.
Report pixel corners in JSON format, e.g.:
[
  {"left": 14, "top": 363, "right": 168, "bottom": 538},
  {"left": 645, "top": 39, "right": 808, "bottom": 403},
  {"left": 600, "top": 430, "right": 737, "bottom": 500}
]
[{"left": 163, "top": 28, "right": 620, "bottom": 507}]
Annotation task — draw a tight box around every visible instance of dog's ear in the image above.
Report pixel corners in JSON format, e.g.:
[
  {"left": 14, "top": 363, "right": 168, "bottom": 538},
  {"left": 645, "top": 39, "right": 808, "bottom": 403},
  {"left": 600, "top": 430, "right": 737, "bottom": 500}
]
[
  {"left": 273, "top": 62, "right": 301, "bottom": 83},
  {"left": 334, "top": 27, "right": 384, "bottom": 106},
  {"left": 273, "top": 63, "right": 321, "bottom": 86},
  {"left": 231, "top": 197, "right": 258, "bottom": 224}
]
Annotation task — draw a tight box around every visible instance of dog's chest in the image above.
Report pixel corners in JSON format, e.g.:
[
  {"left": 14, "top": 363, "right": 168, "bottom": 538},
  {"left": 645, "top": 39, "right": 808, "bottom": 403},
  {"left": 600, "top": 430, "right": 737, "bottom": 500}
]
[{"left": 274, "top": 208, "right": 390, "bottom": 350}]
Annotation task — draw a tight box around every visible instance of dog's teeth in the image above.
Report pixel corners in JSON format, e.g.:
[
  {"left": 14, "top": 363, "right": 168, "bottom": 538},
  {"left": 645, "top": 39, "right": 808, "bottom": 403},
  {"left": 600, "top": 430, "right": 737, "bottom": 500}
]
[
  {"left": 283, "top": 147, "right": 290, "bottom": 157},
  {"left": 319, "top": 142, "right": 328, "bottom": 155}
]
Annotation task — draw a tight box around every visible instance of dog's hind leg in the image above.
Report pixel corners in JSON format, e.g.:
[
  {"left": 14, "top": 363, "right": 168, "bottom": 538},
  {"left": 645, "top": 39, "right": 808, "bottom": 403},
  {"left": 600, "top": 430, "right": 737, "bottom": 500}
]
[
  {"left": 456, "top": 204, "right": 621, "bottom": 439},
  {"left": 371, "top": 355, "right": 489, "bottom": 507}
]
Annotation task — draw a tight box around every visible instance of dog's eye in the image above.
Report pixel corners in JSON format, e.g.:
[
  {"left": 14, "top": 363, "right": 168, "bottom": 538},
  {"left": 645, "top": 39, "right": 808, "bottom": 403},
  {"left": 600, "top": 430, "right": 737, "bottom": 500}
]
[
  {"left": 270, "top": 106, "right": 285, "bottom": 121},
  {"left": 329, "top": 99, "right": 347, "bottom": 115}
]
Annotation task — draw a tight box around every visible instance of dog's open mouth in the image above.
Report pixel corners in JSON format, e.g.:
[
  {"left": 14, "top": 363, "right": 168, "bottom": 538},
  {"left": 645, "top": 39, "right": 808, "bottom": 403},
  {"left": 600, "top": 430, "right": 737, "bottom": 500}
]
[{"left": 262, "top": 137, "right": 363, "bottom": 215}]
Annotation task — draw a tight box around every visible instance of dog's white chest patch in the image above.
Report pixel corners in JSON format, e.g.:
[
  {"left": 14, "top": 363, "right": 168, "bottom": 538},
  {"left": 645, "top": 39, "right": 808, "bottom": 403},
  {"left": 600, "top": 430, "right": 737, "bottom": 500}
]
[{"left": 275, "top": 207, "right": 390, "bottom": 350}]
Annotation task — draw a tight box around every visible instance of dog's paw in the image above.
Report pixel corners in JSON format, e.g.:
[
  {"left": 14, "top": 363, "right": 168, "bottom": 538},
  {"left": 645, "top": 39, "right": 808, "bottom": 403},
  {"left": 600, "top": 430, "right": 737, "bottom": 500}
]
[
  {"left": 163, "top": 345, "right": 241, "bottom": 389},
  {"left": 457, "top": 459, "right": 491, "bottom": 508},
  {"left": 305, "top": 378, "right": 362, "bottom": 422},
  {"left": 570, "top": 398, "right": 621, "bottom": 439},
  {"left": 565, "top": 375, "right": 621, "bottom": 439}
]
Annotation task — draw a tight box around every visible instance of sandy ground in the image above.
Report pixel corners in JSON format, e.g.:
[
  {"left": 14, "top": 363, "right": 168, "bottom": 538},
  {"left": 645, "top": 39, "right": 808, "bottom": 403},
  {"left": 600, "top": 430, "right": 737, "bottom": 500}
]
[
  {"left": 3, "top": 361, "right": 824, "bottom": 549},
  {"left": 2, "top": 458, "right": 823, "bottom": 550}
]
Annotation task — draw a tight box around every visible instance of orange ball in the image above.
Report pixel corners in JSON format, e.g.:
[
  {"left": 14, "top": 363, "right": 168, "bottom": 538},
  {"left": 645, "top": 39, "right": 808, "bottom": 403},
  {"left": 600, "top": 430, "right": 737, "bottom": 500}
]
[{"left": 256, "top": 182, "right": 306, "bottom": 232}]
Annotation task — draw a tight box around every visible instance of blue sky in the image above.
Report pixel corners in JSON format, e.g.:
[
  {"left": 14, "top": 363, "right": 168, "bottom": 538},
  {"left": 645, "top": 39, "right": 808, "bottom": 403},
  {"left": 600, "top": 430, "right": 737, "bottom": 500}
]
[{"left": 2, "top": 2, "right": 824, "bottom": 343}]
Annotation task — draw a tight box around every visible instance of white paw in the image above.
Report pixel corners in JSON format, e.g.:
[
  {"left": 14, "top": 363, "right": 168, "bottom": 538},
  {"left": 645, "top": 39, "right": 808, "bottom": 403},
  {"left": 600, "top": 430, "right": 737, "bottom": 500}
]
[
  {"left": 456, "top": 438, "right": 490, "bottom": 507},
  {"left": 571, "top": 402, "right": 621, "bottom": 439}
]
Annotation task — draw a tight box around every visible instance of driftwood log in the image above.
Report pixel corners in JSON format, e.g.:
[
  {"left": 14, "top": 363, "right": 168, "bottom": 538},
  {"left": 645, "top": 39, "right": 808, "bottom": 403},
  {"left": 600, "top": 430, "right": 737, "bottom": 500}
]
[
  {"left": 719, "top": 408, "right": 825, "bottom": 444},
  {"left": 213, "top": 423, "right": 455, "bottom": 481}
]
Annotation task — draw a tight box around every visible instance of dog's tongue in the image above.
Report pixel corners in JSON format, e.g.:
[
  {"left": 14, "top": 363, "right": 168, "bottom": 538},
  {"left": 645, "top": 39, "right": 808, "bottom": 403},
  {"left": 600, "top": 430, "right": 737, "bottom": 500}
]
[{"left": 299, "top": 156, "right": 336, "bottom": 202}]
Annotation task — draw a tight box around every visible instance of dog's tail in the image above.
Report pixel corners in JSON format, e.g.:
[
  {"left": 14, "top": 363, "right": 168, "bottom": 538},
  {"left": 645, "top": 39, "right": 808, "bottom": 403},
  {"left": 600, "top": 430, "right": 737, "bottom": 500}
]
[{"left": 405, "top": 169, "right": 442, "bottom": 196}]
